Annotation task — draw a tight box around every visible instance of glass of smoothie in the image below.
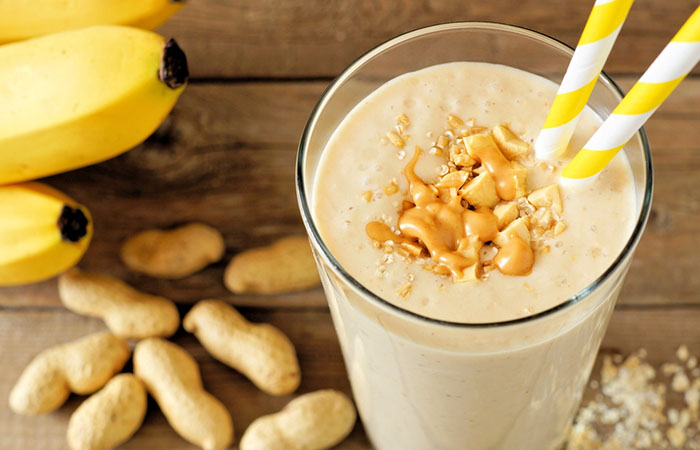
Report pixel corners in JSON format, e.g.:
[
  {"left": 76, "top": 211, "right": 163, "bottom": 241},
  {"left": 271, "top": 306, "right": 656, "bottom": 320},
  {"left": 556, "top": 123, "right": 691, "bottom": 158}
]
[{"left": 296, "top": 23, "right": 652, "bottom": 450}]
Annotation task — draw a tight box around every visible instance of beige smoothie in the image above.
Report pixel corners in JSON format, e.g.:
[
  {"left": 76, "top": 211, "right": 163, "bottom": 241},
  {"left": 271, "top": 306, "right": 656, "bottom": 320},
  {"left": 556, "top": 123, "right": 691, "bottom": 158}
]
[{"left": 310, "top": 62, "right": 637, "bottom": 449}]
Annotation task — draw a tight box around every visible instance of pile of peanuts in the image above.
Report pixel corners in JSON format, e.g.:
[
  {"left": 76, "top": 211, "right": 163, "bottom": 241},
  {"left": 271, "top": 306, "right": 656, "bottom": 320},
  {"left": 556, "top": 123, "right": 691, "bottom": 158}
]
[{"left": 9, "top": 223, "right": 356, "bottom": 450}]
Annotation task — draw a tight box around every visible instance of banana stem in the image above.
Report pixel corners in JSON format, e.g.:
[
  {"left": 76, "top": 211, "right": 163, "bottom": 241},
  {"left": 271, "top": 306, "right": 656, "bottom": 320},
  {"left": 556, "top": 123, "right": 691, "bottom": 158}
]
[
  {"left": 58, "top": 206, "right": 89, "bottom": 243},
  {"left": 159, "top": 38, "right": 189, "bottom": 89}
]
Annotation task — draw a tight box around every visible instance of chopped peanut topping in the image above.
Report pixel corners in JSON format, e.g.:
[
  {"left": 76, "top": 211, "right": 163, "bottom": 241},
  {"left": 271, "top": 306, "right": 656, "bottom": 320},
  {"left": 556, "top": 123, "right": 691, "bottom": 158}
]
[
  {"left": 447, "top": 114, "right": 465, "bottom": 129},
  {"left": 435, "top": 170, "right": 469, "bottom": 189},
  {"left": 430, "top": 146, "right": 445, "bottom": 157},
  {"left": 436, "top": 135, "right": 449, "bottom": 149},
  {"left": 383, "top": 181, "right": 399, "bottom": 196},
  {"left": 362, "top": 191, "right": 373, "bottom": 202},
  {"left": 492, "top": 125, "right": 530, "bottom": 160},
  {"left": 528, "top": 184, "right": 562, "bottom": 215},
  {"left": 397, "top": 282, "right": 412, "bottom": 298},
  {"left": 460, "top": 263, "right": 480, "bottom": 282},
  {"left": 367, "top": 117, "right": 567, "bottom": 281},
  {"left": 400, "top": 241, "right": 424, "bottom": 257},
  {"left": 494, "top": 217, "right": 530, "bottom": 248},
  {"left": 553, "top": 221, "right": 567, "bottom": 236},
  {"left": 387, "top": 131, "right": 405, "bottom": 149},
  {"left": 493, "top": 202, "right": 519, "bottom": 230},
  {"left": 396, "top": 113, "right": 410, "bottom": 127},
  {"left": 449, "top": 144, "right": 475, "bottom": 167},
  {"left": 511, "top": 161, "right": 528, "bottom": 198},
  {"left": 460, "top": 172, "right": 500, "bottom": 208}
]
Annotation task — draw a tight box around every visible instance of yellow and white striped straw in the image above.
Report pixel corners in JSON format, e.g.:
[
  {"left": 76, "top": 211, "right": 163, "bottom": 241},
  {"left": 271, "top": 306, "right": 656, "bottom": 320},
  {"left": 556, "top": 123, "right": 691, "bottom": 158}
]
[
  {"left": 535, "top": 0, "right": 634, "bottom": 159},
  {"left": 563, "top": 6, "right": 700, "bottom": 180}
]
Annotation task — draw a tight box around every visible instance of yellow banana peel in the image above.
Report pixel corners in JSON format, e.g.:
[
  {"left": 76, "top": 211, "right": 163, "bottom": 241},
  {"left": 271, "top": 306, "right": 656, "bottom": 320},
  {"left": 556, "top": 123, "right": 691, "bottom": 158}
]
[
  {"left": 0, "top": 25, "right": 189, "bottom": 185},
  {"left": 0, "top": 183, "right": 93, "bottom": 286},
  {"left": 0, "top": 0, "right": 185, "bottom": 43}
]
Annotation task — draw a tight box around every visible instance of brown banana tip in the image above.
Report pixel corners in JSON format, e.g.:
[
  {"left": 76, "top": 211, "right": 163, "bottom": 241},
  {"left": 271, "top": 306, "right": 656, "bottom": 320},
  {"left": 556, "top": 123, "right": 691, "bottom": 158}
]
[
  {"left": 159, "top": 38, "right": 189, "bottom": 89},
  {"left": 58, "top": 205, "right": 89, "bottom": 243}
]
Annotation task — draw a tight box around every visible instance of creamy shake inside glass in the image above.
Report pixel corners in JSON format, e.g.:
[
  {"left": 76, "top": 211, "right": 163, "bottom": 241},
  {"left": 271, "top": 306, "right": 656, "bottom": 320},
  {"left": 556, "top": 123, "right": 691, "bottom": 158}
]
[{"left": 296, "top": 23, "right": 652, "bottom": 450}]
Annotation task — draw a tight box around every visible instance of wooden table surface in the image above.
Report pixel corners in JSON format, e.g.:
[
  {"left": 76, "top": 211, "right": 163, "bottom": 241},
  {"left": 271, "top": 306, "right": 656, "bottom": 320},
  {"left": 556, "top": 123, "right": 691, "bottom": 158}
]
[{"left": 2, "top": 1, "right": 700, "bottom": 448}]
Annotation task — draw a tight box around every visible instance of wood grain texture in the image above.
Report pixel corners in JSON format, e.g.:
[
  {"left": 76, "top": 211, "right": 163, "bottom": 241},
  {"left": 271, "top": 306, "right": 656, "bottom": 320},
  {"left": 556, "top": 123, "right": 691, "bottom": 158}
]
[
  {"left": 1, "top": 306, "right": 699, "bottom": 449},
  {"left": 157, "top": 0, "right": 700, "bottom": 78},
  {"left": 1, "top": 77, "right": 698, "bottom": 308}
]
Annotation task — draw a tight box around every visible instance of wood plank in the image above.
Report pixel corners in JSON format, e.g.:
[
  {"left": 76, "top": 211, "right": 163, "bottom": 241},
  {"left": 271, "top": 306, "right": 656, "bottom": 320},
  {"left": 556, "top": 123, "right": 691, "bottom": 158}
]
[
  {"left": 2, "top": 306, "right": 700, "bottom": 449},
  {"left": 601, "top": 308, "right": 700, "bottom": 365},
  {"left": 1, "top": 77, "right": 699, "bottom": 308},
  {"left": 156, "top": 0, "right": 700, "bottom": 78}
]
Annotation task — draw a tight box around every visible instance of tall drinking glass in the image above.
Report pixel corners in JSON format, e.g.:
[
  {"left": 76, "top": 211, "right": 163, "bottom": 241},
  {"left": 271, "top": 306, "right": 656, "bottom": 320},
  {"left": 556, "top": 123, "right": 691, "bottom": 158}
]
[{"left": 296, "top": 23, "right": 652, "bottom": 450}]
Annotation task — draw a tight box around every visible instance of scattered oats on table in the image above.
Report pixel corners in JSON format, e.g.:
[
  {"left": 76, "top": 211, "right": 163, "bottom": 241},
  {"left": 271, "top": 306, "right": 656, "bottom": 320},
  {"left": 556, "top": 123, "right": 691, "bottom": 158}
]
[{"left": 567, "top": 345, "right": 700, "bottom": 449}]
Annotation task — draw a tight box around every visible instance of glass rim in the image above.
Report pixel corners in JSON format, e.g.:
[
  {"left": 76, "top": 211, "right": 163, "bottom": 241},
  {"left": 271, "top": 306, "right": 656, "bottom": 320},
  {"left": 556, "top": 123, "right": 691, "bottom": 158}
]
[{"left": 296, "top": 21, "right": 654, "bottom": 329}]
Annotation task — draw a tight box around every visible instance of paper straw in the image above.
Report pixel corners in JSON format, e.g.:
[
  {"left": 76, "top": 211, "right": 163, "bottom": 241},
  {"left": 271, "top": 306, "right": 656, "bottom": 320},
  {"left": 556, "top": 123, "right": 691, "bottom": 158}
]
[
  {"left": 562, "top": 6, "right": 700, "bottom": 180},
  {"left": 535, "top": 0, "right": 634, "bottom": 159}
]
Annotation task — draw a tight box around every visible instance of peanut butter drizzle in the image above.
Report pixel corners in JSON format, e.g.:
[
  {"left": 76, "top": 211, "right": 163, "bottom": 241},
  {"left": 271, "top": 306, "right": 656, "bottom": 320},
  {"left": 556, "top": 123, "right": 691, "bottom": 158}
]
[
  {"left": 464, "top": 207, "right": 498, "bottom": 242},
  {"left": 366, "top": 221, "right": 413, "bottom": 245},
  {"left": 494, "top": 234, "right": 535, "bottom": 276},
  {"left": 467, "top": 136, "right": 516, "bottom": 200},
  {"left": 392, "top": 147, "right": 497, "bottom": 278}
]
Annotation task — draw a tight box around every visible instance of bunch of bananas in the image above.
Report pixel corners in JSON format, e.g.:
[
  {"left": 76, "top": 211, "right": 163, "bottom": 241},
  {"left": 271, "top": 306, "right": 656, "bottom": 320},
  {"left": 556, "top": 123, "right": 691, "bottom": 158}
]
[{"left": 0, "top": 1, "right": 189, "bottom": 286}]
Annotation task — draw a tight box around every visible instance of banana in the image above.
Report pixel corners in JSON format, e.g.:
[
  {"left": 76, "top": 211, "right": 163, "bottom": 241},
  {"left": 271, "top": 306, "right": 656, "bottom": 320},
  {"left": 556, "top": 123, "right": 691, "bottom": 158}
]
[
  {"left": 0, "top": 25, "right": 189, "bottom": 185},
  {"left": 0, "top": 183, "right": 93, "bottom": 286},
  {"left": 0, "top": 0, "right": 185, "bottom": 44}
]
